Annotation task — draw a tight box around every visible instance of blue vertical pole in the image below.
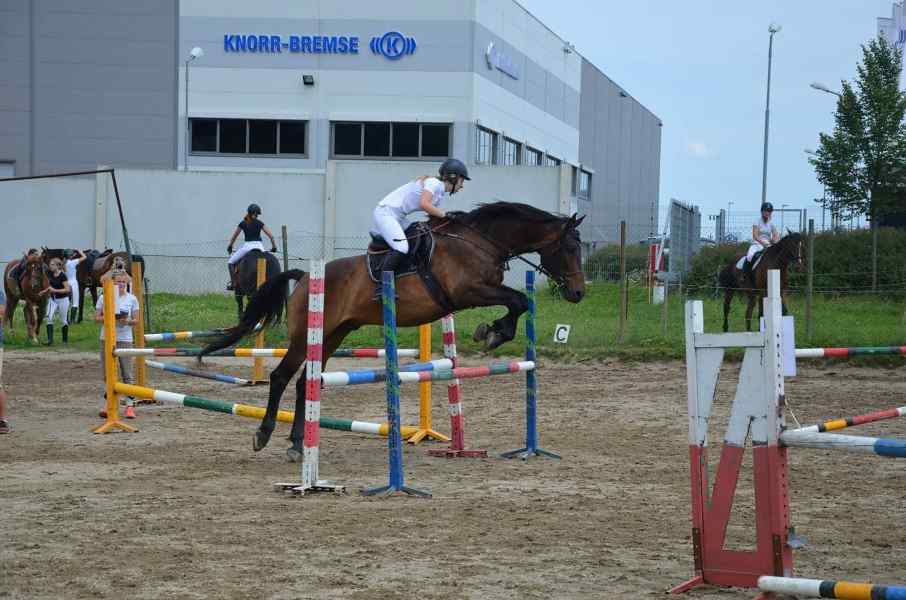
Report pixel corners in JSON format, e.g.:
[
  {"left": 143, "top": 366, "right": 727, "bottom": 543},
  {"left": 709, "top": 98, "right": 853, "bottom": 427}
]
[
  {"left": 362, "top": 271, "right": 431, "bottom": 497},
  {"left": 502, "top": 270, "right": 560, "bottom": 460}
]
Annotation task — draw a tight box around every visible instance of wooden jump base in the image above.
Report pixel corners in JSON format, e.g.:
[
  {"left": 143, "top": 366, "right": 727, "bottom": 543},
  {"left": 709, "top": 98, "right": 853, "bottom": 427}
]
[
  {"left": 113, "top": 381, "right": 417, "bottom": 438},
  {"left": 672, "top": 270, "right": 906, "bottom": 597},
  {"left": 795, "top": 346, "right": 906, "bottom": 358},
  {"left": 758, "top": 576, "right": 906, "bottom": 600}
]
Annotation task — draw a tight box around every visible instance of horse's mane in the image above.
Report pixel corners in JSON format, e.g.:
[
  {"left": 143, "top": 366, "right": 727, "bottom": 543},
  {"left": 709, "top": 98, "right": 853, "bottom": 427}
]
[
  {"left": 460, "top": 202, "right": 566, "bottom": 227},
  {"left": 764, "top": 231, "right": 802, "bottom": 258}
]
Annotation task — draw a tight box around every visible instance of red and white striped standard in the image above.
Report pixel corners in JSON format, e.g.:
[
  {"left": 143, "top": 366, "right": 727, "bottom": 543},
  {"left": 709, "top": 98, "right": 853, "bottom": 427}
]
[
  {"left": 427, "top": 314, "right": 487, "bottom": 458},
  {"left": 443, "top": 314, "right": 466, "bottom": 450},
  {"left": 301, "top": 260, "right": 325, "bottom": 489}
]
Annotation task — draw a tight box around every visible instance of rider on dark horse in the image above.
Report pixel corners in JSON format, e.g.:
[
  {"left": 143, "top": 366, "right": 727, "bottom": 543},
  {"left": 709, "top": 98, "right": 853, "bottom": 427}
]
[
  {"left": 370, "top": 157, "right": 470, "bottom": 297},
  {"left": 226, "top": 204, "right": 278, "bottom": 291},
  {"left": 742, "top": 202, "right": 779, "bottom": 284}
]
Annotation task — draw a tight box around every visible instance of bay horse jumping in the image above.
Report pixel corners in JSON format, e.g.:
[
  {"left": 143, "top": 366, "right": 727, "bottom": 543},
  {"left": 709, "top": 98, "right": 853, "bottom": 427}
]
[
  {"left": 3, "top": 254, "right": 49, "bottom": 344},
  {"left": 718, "top": 232, "right": 803, "bottom": 332},
  {"left": 201, "top": 202, "right": 586, "bottom": 461},
  {"left": 232, "top": 249, "right": 282, "bottom": 320}
]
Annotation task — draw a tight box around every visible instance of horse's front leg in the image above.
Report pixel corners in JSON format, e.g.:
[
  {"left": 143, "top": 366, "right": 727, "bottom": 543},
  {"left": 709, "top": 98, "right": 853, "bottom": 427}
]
[
  {"left": 469, "top": 285, "right": 529, "bottom": 351},
  {"left": 744, "top": 294, "right": 758, "bottom": 332},
  {"left": 722, "top": 289, "right": 733, "bottom": 332}
]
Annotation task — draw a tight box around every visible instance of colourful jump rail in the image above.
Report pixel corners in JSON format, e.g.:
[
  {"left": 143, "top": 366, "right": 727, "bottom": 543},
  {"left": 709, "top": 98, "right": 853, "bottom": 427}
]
[
  {"left": 145, "top": 360, "right": 252, "bottom": 386},
  {"left": 116, "top": 347, "right": 419, "bottom": 359},
  {"left": 321, "top": 359, "right": 453, "bottom": 386},
  {"left": 323, "top": 360, "right": 535, "bottom": 387},
  {"left": 113, "top": 381, "right": 419, "bottom": 438},
  {"left": 795, "top": 346, "right": 906, "bottom": 358},
  {"left": 144, "top": 323, "right": 264, "bottom": 342},
  {"left": 780, "top": 430, "right": 906, "bottom": 458},
  {"left": 791, "top": 404, "right": 906, "bottom": 434},
  {"left": 332, "top": 348, "right": 418, "bottom": 358},
  {"left": 758, "top": 576, "right": 906, "bottom": 600}
]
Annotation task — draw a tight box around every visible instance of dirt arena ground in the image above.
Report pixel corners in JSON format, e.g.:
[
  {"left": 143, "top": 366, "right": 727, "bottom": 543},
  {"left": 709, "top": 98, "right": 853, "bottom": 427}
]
[{"left": 3, "top": 350, "right": 906, "bottom": 599}]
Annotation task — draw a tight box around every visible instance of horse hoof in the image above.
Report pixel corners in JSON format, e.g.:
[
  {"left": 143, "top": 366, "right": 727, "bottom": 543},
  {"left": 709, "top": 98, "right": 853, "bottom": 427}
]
[
  {"left": 253, "top": 430, "right": 270, "bottom": 452},
  {"left": 285, "top": 447, "right": 303, "bottom": 463},
  {"left": 472, "top": 324, "right": 490, "bottom": 343},
  {"left": 485, "top": 332, "right": 506, "bottom": 351}
]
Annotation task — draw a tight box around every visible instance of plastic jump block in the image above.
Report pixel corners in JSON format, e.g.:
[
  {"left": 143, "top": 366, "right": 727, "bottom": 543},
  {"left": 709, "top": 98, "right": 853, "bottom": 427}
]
[
  {"left": 758, "top": 576, "right": 906, "bottom": 600},
  {"left": 112, "top": 382, "right": 418, "bottom": 438},
  {"left": 795, "top": 346, "right": 906, "bottom": 358}
]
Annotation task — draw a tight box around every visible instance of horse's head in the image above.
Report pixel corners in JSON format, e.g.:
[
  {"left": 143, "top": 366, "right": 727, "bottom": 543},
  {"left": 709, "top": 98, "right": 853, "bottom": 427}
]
[
  {"left": 540, "top": 214, "right": 586, "bottom": 303},
  {"left": 22, "top": 259, "right": 47, "bottom": 295}
]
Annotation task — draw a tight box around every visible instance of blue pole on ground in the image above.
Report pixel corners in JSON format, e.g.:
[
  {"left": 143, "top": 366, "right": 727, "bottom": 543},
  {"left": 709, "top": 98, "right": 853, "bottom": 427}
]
[
  {"left": 501, "top": 270, "right": 560, "bottom": 460},
  {"left": 361, "top": 270, "right": 431, "bottom": 498}
]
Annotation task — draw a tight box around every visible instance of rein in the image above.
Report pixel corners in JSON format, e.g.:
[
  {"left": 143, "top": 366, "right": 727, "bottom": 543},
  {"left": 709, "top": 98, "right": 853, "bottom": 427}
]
[{"left": 428, "top": 219, "right": 580, "bottom": 288}]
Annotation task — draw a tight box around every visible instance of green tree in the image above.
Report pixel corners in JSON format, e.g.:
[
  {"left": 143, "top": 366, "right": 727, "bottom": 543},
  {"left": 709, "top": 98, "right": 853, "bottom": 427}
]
[{"left": 810, "top": 36, "right": 906, "bottom": 291}]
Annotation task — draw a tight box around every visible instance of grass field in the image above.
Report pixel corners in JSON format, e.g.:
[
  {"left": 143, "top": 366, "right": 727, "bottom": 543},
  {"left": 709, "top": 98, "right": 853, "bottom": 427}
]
[{"left": 4, "top": 282, "right": 906, "bottom": 361}]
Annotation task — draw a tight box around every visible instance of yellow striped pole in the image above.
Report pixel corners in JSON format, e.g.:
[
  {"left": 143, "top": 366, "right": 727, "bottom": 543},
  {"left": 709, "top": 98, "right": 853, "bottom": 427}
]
[
  {"left": 131, "top": 261, "right": 147, "bottom": 388},
  {"left": 93, "top": 278, "right": 138, "bottom": 434},
  {"left": 406, "top": 322, "right": 449, "bottom": 444}
]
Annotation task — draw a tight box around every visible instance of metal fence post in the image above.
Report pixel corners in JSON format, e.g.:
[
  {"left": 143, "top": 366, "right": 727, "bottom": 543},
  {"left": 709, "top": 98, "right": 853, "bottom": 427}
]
[
  {"left": 618, "top": 220, "right": 627, "bottom": 343},
  {"left": 806, "top": 219, "right": 815, "bottom": 341}
]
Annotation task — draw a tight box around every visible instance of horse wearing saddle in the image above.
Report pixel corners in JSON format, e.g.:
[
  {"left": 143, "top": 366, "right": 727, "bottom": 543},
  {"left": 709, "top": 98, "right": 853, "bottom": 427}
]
[{"left": 366, "top": 222, "right": 453, "bottom": 313}]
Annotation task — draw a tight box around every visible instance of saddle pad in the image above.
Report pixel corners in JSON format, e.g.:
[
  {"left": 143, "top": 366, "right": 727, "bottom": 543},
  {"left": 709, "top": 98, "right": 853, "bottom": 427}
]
[
  {"left": 366, "top": 223, "right": 436, "bottom": 284},
  {"left": 736, "top": 252, "right": 764, "bottom": 271}
]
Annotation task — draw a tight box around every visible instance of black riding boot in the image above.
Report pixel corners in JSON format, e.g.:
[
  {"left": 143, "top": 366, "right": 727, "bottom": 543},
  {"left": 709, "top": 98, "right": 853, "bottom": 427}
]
[
  {"left": 44, "top": 324, "right": 54, "bottom": 346},
  {"left": 62, "top": 325, "right": 69, "bottom": 343},
  {"left": 69, "top": 306, "right": 77, "bottom": 323},
  {"left": 226, "top": 265, "right": 235, "bottom": 291},
  {"left": 742, "top": 260, "right": 754, "bottom": 285},
  {"left": 373, "top": 250, "right": 407, "bottom": 301}
]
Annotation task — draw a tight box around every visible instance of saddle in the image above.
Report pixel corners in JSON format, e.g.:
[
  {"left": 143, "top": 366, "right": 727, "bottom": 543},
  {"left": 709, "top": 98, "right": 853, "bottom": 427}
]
[
  {"left": 366, "top": 222, "right": 453, "bottom": 312},
  {"left": 736, "top": 250, "right": 764, "bottom": 273}
]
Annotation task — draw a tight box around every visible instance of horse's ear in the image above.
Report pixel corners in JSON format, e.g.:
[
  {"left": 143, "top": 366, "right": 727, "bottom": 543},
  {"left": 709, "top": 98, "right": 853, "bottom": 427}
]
[{"left": 575, "top": 214, "right": 586, "bottom": 226}]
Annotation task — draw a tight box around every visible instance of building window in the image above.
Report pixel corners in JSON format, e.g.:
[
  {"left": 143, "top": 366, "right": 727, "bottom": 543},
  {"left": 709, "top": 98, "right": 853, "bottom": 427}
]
[
  {"left": 525, "top": 146, "right": 542, "bottom": 166},
  {"left": 476, "top": 126, "right": 497, "bottom": 165},
  {"left": 578, "top": 169, "right": 592, "bottom": 199},
  {"left": 501, "top": 137, "right": 521, "bottom": 166},
  {"left": 571, "top": 166, "right": 578, "bottom": 195},
  {"left": 543, "top": 154, "right": 561, "bottom": 167},
  {"left": 332, "top": 122, "right": 451, "bottom": 159},
  {"left": 190, "top": 118, "right": 307, "bottom": 156},
  {"left": 421, "top": 124, "right": 450, "bottom": 157}
]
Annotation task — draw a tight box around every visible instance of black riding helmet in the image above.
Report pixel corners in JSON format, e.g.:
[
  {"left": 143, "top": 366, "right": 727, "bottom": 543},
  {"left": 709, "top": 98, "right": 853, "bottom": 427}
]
[
  {"left": 247, "top": 203, "right": 262, "bottom": 216},
  {"left": 439, "top": 158, "right": 470, "bottom": 182},
  {"left": 761, "top": 202, "right": 774, "bottom": 212}
]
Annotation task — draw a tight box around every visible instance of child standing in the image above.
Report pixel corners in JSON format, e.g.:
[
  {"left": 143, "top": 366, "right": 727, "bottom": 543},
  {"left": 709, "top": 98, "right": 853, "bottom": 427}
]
[
  {"left": 42, "top": 258, "right": 71, "bottom": 345},
  {"left": 95, "top": 270, "right": 140, "bottom": 419}
]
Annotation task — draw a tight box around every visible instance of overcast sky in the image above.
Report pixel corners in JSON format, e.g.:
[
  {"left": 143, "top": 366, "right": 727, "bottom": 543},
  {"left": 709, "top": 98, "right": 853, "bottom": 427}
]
[{"left": 519, "top": 0, "right": 896, "bottom": 230}]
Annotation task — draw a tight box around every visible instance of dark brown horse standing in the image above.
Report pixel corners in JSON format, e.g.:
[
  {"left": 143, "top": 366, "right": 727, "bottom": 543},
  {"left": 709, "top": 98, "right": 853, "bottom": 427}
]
[
  {"left": 201, "top": 202, "right": 587, "bottom": 461},
  {"left": 718, "top": 232, "right": 804, "bottom": 332},
  {"left": 3, "top": 254, "right": 49, "bottom": 344}
]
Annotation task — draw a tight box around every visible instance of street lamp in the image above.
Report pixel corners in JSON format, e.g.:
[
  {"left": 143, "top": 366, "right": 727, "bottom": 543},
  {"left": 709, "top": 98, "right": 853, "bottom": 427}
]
[
  {"left": 184, "top": 46, "right": 204, "bottom": 170},
  {"left": 809, "top": 81, "right": 842, "bottom": 97},
  {"left": 761, "top": 23, "right": 781, "bottom": 208}
]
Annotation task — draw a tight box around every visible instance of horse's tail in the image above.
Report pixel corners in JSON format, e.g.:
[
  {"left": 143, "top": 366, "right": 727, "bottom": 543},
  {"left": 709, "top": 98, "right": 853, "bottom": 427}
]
[{"left": 199, "top": 269, "right": 305, "bottom": 359}]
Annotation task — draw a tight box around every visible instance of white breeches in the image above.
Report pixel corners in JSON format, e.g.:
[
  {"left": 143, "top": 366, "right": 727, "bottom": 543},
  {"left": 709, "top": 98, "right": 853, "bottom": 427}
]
[
  {"left": 47, "top": 296, "right": 70, "bottom": 326},
  {"left": 69, "top": 279, "right": 80, "bottom": 309},
  {"left": 372, "top": 206, "right": 409, "bottom": 254},
  {"left": 228, "top": 241, "right": 265, "bottom": 265},
  {"left": 746, "top": 242, "right": 764, "bottom": 262}
]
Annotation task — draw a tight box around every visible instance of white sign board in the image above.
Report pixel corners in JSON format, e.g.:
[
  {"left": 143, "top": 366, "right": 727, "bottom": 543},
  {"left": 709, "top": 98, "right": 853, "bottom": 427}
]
[
  {"left": 553, "top": 324, "right": 571, "bottom": 344},
  {"left": 761, "top": 315, "right": 797, "bottom": 377}
]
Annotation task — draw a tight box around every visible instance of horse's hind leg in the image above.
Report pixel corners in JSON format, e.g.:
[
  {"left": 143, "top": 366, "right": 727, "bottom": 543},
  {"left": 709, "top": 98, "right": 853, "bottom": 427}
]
[
  {"left": 5, "top": 296, "right": 17, "bottom": 335},
  {"left": 254, "top": 347, "right": 305, "bottom": 453},
  {"left": 235, "top": 292, "right": 244, "bottom": 320}
]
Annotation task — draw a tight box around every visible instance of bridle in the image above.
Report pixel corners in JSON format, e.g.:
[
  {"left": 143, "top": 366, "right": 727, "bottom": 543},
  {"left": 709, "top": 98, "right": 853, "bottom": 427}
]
[{"left": 428, "top": 219, "right": 582, "bottom": 289}]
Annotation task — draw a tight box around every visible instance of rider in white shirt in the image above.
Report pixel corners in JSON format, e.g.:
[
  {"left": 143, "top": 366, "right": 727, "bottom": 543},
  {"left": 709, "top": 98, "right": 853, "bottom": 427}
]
[
  {"left": 370, "top": 158, "right": 470, "bottom": 285},
  {"left": 745, "top": 202, "right": 780, "bottom": 274}
]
